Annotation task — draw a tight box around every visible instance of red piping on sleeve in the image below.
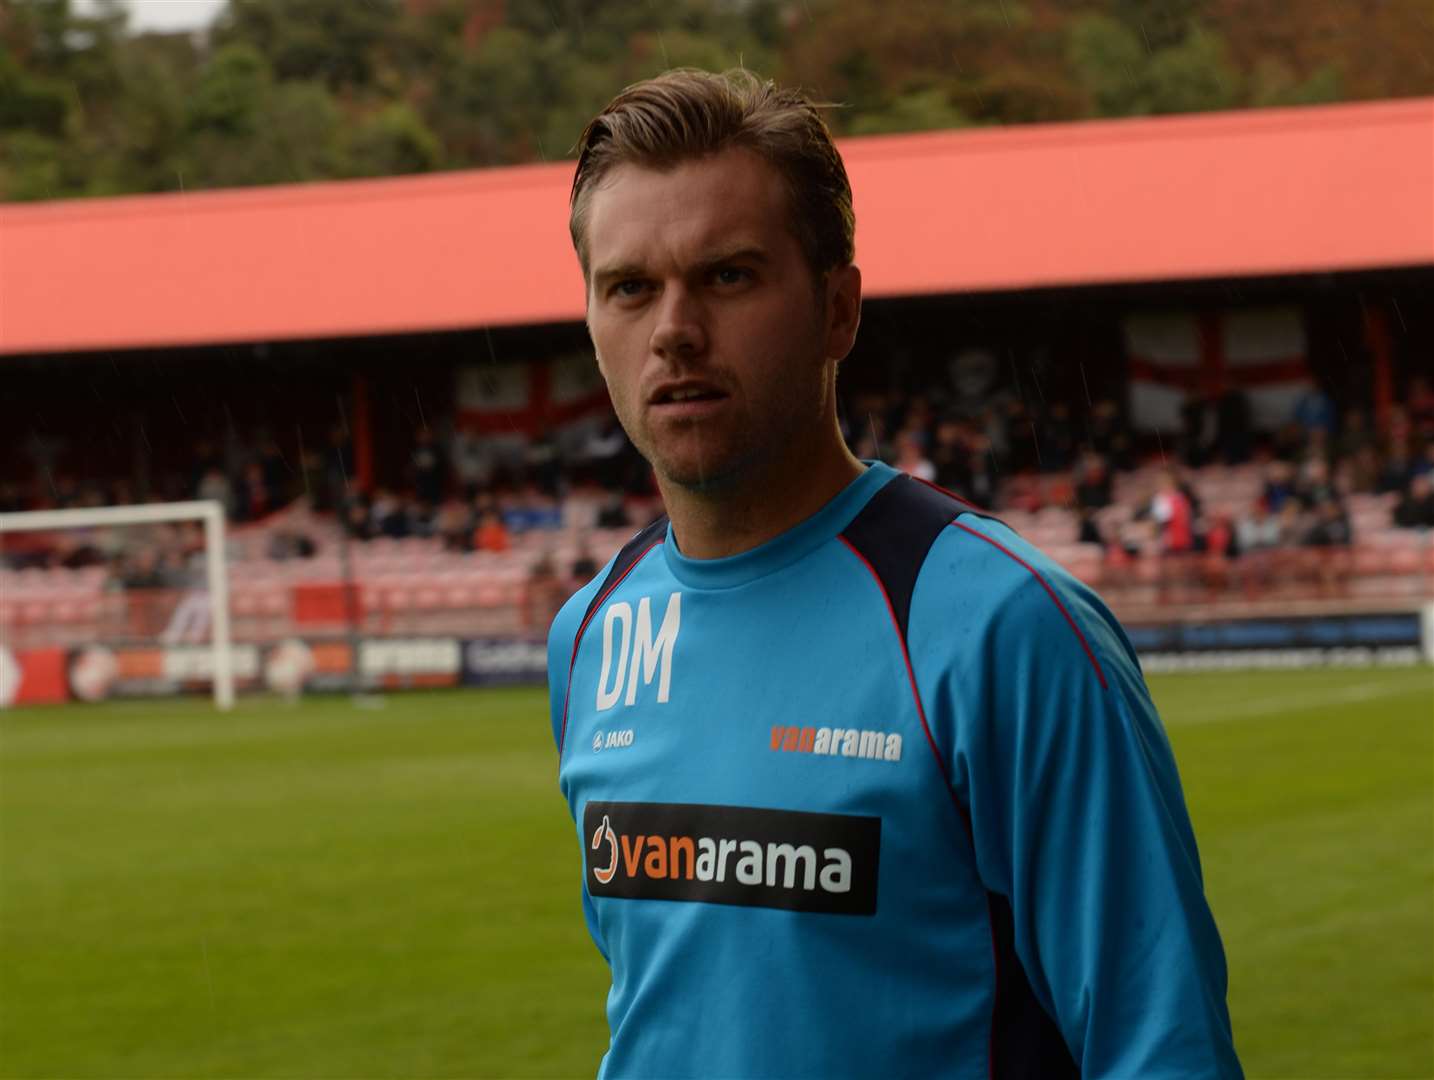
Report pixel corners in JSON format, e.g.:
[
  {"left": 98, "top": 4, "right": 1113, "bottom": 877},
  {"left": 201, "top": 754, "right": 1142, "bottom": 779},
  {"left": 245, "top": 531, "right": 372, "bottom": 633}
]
[
  {"left": 838, "top": 535, "right": 971, "bottom": 829},
  {"left": 950, "top": 521, "right": 1108, "bottom": 691},
  {"left": 912, "top": 474, "right": 985, "bottom": 514},
  {"left": 557, "top": 539, "right": 664, "bottom": 754}
]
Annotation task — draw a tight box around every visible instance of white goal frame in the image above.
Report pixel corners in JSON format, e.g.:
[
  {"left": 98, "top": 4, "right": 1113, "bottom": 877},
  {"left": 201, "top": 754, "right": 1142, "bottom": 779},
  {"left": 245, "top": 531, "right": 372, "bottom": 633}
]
[{"left": 0, "top": 500, "right": 234, "bottom": 709}]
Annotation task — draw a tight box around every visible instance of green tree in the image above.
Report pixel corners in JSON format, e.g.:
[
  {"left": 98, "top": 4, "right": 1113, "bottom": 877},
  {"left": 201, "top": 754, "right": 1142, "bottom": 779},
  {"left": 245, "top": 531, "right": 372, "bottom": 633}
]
[
  {"left": 347, "top": 102, "right": 443, "bottom": 177},
  {"left": 1067, "top": 13, "right": 1150, "bottom": 116},
  {"left": 4, "top": 0, "right": 1433, "bottom": 203},
  {"left": 1146, "top": 26, "right": 1240, "bottom": 113},
  {"left": 849, "top": 87, "right": 971, "bottom": 136},
  {"left": 186, "top": 44, "right": 270, "bottom": 137},
  {"left": 211, "top": 0, "right": 401, "bottom": 92}
]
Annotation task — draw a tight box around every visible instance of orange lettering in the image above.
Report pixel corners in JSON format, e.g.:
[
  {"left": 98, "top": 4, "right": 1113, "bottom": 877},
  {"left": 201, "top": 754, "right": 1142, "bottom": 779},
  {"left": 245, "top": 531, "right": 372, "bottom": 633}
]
[
  {"left": 799, "top": 726, "right": 816, "bottom": 752},
  {"left": 770, "top": 726, "right": 785, "bottom": 750},
  {"left": 621, "top": 834, "right": 646, "bottom": 877},
  {"left": 644, "top": 837, "right": 669, "bottom": 878},
  {"left": 782, "top": 727, "right": 799, "bottom": 751},
  {"left": 669, "top": 835, "right": 695, "bottom": 879}
]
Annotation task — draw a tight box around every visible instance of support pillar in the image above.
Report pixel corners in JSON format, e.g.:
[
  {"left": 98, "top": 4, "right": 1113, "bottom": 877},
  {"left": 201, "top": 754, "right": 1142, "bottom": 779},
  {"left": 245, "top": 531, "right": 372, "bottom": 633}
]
[{"left": 353, "top": 373, "right": 374, "bottom": 493}]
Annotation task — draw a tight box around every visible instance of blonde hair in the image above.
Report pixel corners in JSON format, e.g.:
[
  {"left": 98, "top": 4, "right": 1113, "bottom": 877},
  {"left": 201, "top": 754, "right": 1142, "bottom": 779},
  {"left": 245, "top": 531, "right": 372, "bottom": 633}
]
[{"left": 569, "top": 68, "right": 854, "bottom": 280}]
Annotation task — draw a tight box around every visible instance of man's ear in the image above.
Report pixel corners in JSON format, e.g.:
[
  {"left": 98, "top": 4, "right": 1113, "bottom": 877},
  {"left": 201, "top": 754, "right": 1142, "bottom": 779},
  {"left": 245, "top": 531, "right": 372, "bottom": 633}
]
[{"left": 824, "top": 263, "right": 862, "bottom": 362}]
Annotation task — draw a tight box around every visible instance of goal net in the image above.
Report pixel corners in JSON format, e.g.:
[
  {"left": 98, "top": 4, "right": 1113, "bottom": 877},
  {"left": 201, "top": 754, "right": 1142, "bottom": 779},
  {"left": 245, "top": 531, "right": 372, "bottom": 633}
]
[{"left": 0, "top": 501, "right": 235, "bottom": 709}]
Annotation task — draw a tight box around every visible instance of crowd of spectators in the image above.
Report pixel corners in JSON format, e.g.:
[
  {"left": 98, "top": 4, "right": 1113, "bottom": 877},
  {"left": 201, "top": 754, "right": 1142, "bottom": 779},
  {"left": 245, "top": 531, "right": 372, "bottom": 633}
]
[{"left": 6, "top": 371, "right": 1434, "bottom": 602}]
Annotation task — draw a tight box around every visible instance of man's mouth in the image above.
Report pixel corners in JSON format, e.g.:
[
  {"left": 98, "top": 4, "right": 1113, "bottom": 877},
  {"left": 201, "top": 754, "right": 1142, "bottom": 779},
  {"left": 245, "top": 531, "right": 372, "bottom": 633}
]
[{"left": 649, "top": 383, "right": 729, "bottom": 411}]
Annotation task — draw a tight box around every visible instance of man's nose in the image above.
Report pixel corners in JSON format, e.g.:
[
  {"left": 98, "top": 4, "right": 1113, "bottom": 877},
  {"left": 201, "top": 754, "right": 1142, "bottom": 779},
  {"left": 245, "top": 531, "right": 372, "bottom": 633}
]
[{"left": 649, "top": 284, "right": 707, "bottom": 359}]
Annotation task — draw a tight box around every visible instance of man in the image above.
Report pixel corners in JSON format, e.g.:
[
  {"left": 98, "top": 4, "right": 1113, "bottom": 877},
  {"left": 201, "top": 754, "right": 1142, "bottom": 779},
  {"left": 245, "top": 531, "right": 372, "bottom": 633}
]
[{"left": 547, "top": 68, "right": 1241, "bottom": 1078}]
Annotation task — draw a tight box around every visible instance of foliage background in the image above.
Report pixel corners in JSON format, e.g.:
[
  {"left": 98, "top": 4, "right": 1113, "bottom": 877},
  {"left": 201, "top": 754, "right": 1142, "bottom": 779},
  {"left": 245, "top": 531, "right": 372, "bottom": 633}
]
[{"left": 3, "top": 0, "right": 1432, "bottom": 202}]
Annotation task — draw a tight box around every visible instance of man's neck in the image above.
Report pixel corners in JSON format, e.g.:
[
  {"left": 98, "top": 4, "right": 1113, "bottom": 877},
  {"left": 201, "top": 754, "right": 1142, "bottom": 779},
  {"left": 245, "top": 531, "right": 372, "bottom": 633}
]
[{"left": 658, "top": 433, "right": 866, "bottom": 561}]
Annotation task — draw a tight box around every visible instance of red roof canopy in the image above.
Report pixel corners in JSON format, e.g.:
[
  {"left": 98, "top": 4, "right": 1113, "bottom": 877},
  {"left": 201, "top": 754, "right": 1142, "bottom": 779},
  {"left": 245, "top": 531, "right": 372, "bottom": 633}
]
[{"left": 1, "top": 97, "right": 1429, "bottom": 356}]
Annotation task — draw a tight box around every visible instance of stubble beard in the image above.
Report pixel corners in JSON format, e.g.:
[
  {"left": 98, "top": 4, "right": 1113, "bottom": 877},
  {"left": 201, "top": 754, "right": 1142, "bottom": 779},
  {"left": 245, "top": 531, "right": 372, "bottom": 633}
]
[{"left": 645, "top": 362, "right": 830, "bottom": 497}]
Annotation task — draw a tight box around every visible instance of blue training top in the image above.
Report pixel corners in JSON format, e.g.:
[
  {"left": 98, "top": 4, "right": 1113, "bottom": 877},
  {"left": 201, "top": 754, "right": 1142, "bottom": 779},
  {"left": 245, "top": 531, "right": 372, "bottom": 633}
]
[{"left": 547, "top": 462, "right": 1242, "bottom": 1079}]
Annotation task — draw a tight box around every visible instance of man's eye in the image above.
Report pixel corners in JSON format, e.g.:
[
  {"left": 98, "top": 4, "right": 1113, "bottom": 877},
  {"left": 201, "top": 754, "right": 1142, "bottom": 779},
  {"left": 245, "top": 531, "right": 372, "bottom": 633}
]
[
  {"left": 713, "top": 267, "right": 751, "bottom": 286},
  {"left": 612, "top": 279, "right": 648, "bottom": 298}
]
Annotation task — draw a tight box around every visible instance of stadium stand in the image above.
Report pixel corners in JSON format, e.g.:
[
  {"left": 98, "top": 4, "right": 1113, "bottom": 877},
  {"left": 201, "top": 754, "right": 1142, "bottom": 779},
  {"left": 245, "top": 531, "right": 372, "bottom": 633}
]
[{"left": 4, "top": 372, "right": 1432, "bottom": 654}]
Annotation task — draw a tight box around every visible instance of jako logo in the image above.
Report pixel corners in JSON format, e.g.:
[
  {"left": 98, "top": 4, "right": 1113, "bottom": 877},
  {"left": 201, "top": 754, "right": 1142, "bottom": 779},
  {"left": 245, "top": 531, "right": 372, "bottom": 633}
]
[
  {"left": 596, "top": 593, "right": 681, "bottom": 711},
  {"left": 593, "top": 728, "right": 635, "bottom": 753},
  {"left": 770, "top": 725, "right": 903, "bottom": 763},
  {"left": 584, "top": 801, "right": 881, "bottom": 915}
]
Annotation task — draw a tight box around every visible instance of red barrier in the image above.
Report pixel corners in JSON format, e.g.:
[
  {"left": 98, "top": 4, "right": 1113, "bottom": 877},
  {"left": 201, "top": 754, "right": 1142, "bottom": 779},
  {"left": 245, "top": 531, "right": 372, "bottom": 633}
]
[{"left": 4, "top": 647, "right": 70, "bottom": 706}]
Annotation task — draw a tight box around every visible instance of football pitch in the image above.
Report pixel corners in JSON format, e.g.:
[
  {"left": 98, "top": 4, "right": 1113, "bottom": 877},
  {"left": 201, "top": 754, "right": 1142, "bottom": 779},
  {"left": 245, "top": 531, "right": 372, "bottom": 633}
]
[{"left": 2, "top": 667, "right": 1430, "bottom": 1079}]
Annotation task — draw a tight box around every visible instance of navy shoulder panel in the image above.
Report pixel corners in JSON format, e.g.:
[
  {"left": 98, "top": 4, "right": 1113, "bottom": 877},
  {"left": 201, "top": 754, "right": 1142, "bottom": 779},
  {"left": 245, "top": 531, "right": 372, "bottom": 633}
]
[
  {"left": 839, "top": 475, "right": 967, "bottom": 643},
  {"left": 581, "top": 514, "right": 669, "bottom": 630}
]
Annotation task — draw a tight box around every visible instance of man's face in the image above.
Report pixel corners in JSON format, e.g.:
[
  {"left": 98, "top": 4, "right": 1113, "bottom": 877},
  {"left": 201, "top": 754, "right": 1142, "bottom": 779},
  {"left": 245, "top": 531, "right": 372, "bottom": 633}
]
[{"left": 582, "top": 148, "right": 856, "bottom": 491}]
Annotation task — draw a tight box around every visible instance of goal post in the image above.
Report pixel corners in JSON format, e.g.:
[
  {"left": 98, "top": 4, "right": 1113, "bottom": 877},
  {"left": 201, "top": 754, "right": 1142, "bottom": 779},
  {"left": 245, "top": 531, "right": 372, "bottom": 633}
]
[{"left": 0, "top": 500, "right": 235, "bottom": 710}]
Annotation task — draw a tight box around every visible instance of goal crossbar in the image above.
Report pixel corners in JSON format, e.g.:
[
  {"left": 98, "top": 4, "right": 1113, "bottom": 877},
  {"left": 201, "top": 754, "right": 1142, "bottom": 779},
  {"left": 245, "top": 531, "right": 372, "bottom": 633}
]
[{"left": 0, "top": 500, "right": 235, "bottom": 710}]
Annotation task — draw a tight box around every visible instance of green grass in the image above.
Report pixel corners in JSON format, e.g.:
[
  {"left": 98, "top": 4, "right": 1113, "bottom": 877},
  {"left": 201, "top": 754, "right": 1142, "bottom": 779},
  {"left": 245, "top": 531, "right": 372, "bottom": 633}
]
[{"left": 1, "top": 667, "right": 1430, "bottom": 1079}]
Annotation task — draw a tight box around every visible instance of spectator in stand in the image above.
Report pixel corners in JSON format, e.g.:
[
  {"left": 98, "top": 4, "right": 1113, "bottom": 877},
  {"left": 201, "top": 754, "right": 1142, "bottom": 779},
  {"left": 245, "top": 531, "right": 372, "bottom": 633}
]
[
  {"left": 452, "top": 428, "right": 497, "bottom": 498},
  {"left": 1293, "top": 385, "right": 1337, "bottom": 443},
  {"left": 579, "top": 416, "right": 631, "bottom": 490},
  {"left": 473, "top": 506, "right": 510, "bottom": 552},
  {"left": 1179, "top": 393, "right": 1212, "bottom": 469},
  {"left": 437, "top": 498, "right": 472, "bottom": 551},
  {"left": 256, "top": 432, "right": 288, "bottom": 503},
  {"left": 267, "top": 529, "right": 317, "bottom": 560},
  {"left": 1176, "top": 466, "right": 1203, "bottom": 524},
  {"left": 1302, "top": 496, "right": 1352, "bottom": 548},
  {"left": 1407, "top": 375, "right": 1434, "bottom": 438},
  {"left": 408, "top": 499, "right": 437, "bottom": 539},
  {"left": 1073, "top": 450, "right": 1112, "bottom": 511},
  {"left": 1075, "top": 505, "right": 1105, "bottom": 546},
  {"left": 1151, "top": 469, "right": 1195, "bottom": 555},
  {"left": 531, "top": 486, "right": 565, "bottom": 530},
  {"left": 962, "top": 433, "right": 999, "bottom": 509},
  {"left": 1236, "top": 500, "right": 1283, "bottom": 554},
  {"left": 1413, "top": 442, "right": 1434, "bottom": 480},
  {"left": 1394, "top": 474, "right": 1434, "bottom": 528},
  {"left": 897, "top": 398, "right": 934, "bottom": 450},
  {"left": 411, "top": 428, "right": 447, "bottom": 506},
  {"left": 1200, "top": 511, "right": 1236, "bottom": 593},
  {"left": 929, "top": 417, "right": 968, "bottom": 492},
  {"left": 501, "top": 485, "right": 564, "bottom": 533},
  {"left": 235, "top": 461, "right": 276, "bottom": 522},
  {"left": 1260, "top": 460, "right": 1297, "bottom": 513},
  {"left": 1294, "top": 456, "right": 1337, "bottom": 511},
  {"left": 1301, "top": 496, "right": 1353, "bottom": 595},
  {"left": 371, "top": 489, "right": 408, "bottom": 538},
  {"left": 1000, "top": 398, "right": 1034, "bottom": 472},
  {"left": 190, "top": 439, "right": 224, "bottom": 499},
  {"left": 596, "top": 491, "right": 632, "bottom": 530},
  {"left": 1039, "top": 401, "right": 1078, "bottom": 472},
  {"left": 196, "top": 466, "right": 233, "bottom": 518},
  {"left": 298, "top": 448, "right": 327, "bottom": 509},
  {"left": 1377, "top": 442, "right": 1415, "bottom": 495},
  {"left": 1342, "top": 445, "right": 1381, "bottom": 495},
  {"left": 1234, "top": 499, "right": 1283, "bottom": 597},
  {"left": 343, "top": 493, "right": 374, "bottom": 540},
  {"left": 118, "top": 545, "right": 167, "bottom": 590},
  {"left": 525, "top": 550, "right": 567, "bottom": 630},
  {"left": 325, "top": 425, "right": 353, "bottom": 504},
  {"left": 526, "top": 431, "right": 563, "bottom": 495},
  {"left": 1089, "top": 398, "right": 1135, "bottom": 471},
  {"left": 894, "top": 434, "right": 936, "bottom": 482},
  {"left": 1335, "top": 408, "right": 1375, "bottom": 463},
  {"left": 1214, "top": 388, "right": 1252, "bottom": 465},
  {"left": 571, "top": 538, "right": 600, "bottom": 581}
]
